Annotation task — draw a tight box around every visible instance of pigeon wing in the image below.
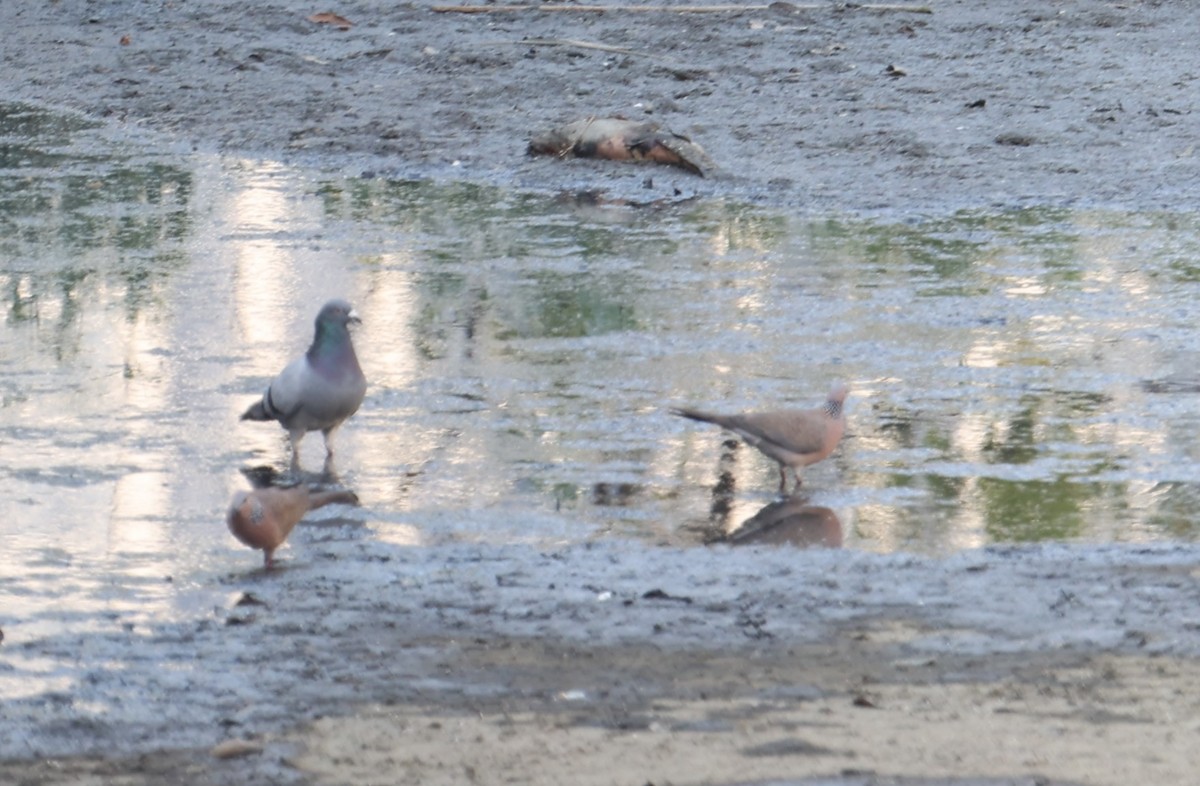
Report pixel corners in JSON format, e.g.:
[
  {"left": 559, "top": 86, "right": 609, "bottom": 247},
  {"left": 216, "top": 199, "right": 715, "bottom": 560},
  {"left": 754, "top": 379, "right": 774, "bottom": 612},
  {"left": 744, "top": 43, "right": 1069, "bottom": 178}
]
[{"left": 256, "top": 357, "right": 317, "bottom": 426}]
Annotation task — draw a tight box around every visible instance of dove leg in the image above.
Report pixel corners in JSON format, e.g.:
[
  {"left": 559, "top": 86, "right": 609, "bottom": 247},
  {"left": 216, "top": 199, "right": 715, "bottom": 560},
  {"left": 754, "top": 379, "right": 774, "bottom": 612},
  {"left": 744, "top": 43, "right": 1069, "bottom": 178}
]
[{"left": 778, "top": 465, "right": 789, "bottom": 493}]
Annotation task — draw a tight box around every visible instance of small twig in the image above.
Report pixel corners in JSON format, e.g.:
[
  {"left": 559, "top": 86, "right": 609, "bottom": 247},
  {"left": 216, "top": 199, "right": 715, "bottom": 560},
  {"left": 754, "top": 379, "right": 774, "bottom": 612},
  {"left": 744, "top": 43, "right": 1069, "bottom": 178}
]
[
  {"left": 522, "top": 37, "right": 654, "bottom": 57},
  {"left": 434, "top": 3, "right": 932, "bottom": 14},
  {"left": 499, "top": 37, "right": 708, "bottom": 79},
  {"left": 435, "top": 3, "right": 765, "bottom": 11}
]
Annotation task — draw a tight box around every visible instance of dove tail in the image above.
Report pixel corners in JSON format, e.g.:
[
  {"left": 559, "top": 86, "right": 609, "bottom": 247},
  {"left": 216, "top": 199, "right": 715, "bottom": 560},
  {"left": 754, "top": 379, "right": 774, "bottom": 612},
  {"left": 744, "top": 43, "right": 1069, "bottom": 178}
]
[
  {"left": 308, "top": 490, "right": 359, "bottom": 510},
  {"left": 670, "top": 407, "right": 723, "bottom": 426}
]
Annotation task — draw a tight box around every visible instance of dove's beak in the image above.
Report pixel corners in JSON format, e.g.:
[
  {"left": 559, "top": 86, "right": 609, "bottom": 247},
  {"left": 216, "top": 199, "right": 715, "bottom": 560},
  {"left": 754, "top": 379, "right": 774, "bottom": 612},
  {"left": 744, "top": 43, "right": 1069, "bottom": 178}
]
[{"left": 348, "top": 309, "right": 362, "bottom": 325}]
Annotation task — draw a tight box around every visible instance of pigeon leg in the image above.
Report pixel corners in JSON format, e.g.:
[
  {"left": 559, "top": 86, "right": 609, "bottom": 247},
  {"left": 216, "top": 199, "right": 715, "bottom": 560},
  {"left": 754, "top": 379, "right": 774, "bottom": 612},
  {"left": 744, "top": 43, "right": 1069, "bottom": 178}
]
[
  {"left": 321, "top": 428, "right": 339, "bottom": 475},
  {"left": 288, "top": 431, "right": 306, "bottom": 473}
]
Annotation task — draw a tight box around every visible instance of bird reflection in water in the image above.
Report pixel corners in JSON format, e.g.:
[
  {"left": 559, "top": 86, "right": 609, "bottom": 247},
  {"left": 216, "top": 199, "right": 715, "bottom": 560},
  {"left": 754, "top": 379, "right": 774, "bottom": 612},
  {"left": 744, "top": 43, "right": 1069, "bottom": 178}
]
[
  {"left": 592, "top": 482, "right": 641, "bottom": 506},
  {"left": 722, "top": 496, "right": 842, "bottom": 549},
  {"left": 697, "top": 442, "right": 843, "bottom": 549}
]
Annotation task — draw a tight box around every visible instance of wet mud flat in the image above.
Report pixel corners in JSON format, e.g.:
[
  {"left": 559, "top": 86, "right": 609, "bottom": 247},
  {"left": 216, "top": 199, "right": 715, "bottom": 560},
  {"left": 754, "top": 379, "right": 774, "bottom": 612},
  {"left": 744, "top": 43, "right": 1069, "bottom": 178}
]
[
  {"left": 5, "top": 0, "right": 1200, "bottom": 784},
  {"left": 8, "top": 0, "right": 1198, "bottom": 213},
  {"left": 6, "top": 540, "right": 1200, "bottom": 785}
]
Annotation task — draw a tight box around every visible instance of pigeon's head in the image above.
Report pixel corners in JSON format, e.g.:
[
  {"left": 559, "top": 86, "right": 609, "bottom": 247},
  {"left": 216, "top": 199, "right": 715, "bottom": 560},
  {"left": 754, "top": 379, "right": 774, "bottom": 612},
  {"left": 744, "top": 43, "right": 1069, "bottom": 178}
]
[
  {"left": 827, "top": 382, "right": 849, "bottom": 405},
  {"left": 316, "top": 299, "right": 362, "bottom": 331}
]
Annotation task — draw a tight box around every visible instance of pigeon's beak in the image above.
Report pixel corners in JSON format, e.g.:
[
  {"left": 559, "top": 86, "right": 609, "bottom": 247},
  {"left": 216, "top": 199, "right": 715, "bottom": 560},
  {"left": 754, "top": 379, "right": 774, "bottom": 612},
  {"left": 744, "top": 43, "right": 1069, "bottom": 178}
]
[{"left": 347, "top": 309, "right": 362, "bottom": 325}]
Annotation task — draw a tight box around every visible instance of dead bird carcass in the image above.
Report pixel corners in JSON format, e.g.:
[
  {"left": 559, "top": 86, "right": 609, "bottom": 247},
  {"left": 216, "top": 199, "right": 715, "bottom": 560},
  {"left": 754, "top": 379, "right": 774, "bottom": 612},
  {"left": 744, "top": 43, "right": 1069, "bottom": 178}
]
[{"left": 528, "top": 117, "right": 717, "bottom": 177}]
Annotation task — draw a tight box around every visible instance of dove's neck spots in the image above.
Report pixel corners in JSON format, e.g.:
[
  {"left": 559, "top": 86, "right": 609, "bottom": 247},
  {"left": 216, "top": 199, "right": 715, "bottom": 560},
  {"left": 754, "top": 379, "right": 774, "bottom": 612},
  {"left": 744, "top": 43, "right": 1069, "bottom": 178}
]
[{"left": 824, "top": 400, "right": 843, "bottom": 419}]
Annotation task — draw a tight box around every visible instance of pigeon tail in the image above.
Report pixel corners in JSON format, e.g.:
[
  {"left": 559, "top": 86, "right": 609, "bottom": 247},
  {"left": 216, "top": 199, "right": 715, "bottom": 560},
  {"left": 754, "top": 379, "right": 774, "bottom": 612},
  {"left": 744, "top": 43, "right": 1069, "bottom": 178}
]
[{"left": 240, "top": 399, "right": 271, "bottom": 421}]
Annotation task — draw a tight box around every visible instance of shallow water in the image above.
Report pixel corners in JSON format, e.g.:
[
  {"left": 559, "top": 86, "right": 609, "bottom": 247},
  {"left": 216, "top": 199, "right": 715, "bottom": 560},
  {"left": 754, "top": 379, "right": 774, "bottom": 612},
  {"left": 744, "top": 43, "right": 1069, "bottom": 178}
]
[{"left": 4, "top": 102, "right": 1200, "bottom": 659}]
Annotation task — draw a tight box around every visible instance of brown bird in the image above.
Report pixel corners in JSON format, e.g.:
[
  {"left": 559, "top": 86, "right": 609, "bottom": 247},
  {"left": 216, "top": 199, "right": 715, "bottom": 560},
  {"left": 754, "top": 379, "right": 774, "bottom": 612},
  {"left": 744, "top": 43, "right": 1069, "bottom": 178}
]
[
  {"left": 672, "top": 383, "right": 849, "bottom": 492},
  {"left": 226, "top": 485, "right": 359, "bottom": 568}
]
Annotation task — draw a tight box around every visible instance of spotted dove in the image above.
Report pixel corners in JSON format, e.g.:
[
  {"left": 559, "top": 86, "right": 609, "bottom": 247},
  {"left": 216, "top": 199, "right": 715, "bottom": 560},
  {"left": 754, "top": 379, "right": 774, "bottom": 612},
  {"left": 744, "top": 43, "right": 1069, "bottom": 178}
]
[
  {"left": 226, "top": 485, "right": 359, "bottom": 568},
  {"left": 672, "top": 383, "right": 848, "bottom": 492}
]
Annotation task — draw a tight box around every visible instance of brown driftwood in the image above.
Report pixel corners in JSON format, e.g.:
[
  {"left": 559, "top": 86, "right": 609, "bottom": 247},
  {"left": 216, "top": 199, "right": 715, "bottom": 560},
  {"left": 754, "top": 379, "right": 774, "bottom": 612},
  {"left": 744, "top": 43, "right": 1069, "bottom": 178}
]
[{"left": 529, "top": 117, "right": 717, "bottom": 177}]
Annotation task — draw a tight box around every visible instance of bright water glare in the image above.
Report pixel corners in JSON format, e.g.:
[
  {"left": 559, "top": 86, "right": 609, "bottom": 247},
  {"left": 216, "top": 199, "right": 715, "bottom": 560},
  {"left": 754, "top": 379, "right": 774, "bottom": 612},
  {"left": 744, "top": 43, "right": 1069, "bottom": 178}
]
[{"left": 5, "top": 102, "right": 1200, "bottom": 652}]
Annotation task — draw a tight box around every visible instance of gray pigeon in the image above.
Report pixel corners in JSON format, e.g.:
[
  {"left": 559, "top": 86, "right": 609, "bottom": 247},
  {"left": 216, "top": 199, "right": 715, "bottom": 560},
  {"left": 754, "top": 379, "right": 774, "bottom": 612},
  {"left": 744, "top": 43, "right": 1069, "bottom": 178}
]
[
  {"left": 241, "top": 299, "right": 367, "bottom": 472},
  {"left": 672, "top": 383, "right": 848, "bottom": 493}
]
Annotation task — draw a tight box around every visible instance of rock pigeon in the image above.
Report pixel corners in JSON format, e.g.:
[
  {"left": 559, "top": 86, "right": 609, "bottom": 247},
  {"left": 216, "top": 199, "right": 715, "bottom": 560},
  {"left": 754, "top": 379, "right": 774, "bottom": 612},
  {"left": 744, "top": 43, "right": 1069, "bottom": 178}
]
[
  {"left": 672, "top": 383, "right": 848, "bottom": 492},
  {"left": 226, "top": 485, "right": 359, "bottom": 568},
  {"left": 241, "top": 299, "right": 367, "bottom": 472}
]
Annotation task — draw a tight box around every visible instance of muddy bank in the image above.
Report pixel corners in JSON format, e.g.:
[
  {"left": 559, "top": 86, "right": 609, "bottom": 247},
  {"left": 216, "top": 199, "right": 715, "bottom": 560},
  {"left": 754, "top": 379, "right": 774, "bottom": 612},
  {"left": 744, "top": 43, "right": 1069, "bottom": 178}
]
[
  {"left": 5, "top": 540, "right": 1200, "bottom": 784},
  {"left": 8, "top": 0, "right": 1198, "bottom": 213}
]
